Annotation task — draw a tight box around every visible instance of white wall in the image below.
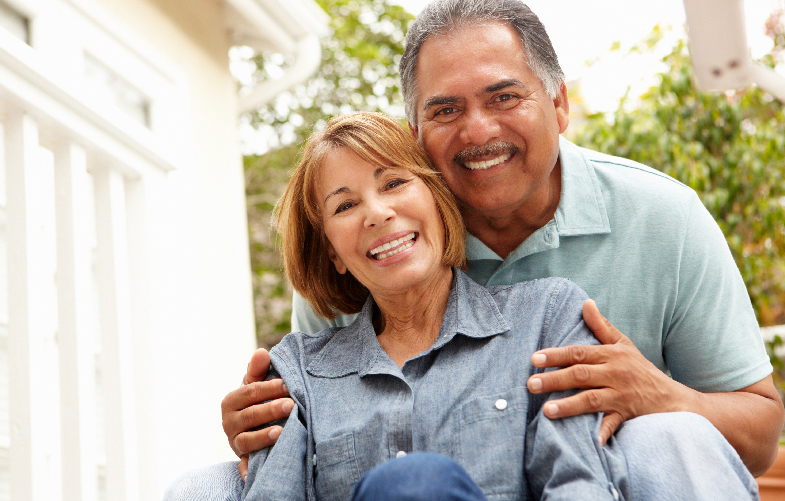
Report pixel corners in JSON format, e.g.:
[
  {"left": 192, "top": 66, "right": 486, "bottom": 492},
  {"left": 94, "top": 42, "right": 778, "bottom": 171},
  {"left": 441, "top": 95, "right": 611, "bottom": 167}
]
[{"left": 93, "top": 0, "right": 259, "bottom": 489}]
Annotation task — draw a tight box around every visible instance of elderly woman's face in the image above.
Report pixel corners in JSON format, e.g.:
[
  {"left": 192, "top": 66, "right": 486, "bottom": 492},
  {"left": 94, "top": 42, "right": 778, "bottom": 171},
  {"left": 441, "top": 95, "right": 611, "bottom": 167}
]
[{"left": 316, "top": 147, "right": 447, "bottom": 296}]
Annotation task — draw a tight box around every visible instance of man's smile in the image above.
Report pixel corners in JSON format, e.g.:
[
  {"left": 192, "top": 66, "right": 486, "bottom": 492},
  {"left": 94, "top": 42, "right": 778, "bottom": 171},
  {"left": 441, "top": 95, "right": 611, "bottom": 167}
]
[{"left": 453, "top": 141, "right": 518, "bottom": 171}]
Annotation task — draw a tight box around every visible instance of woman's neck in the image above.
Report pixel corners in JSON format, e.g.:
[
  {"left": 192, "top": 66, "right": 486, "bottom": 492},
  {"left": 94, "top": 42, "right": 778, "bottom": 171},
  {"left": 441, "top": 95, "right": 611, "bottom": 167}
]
[{"left": 372, "top": 267, "right": 454, "bottom": 368}]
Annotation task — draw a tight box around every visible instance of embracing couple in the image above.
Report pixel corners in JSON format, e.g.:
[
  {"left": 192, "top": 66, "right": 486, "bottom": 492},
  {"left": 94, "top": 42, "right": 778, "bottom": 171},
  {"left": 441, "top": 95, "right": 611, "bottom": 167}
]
[{"left": 167, "top": 0, "right": 783, "bottom": 499}]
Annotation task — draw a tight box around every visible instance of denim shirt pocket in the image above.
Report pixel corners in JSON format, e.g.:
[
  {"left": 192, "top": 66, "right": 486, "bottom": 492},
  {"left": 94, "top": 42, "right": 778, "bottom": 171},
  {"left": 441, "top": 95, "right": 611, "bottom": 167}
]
[
  {"left": 314, "top": 432, "right": 361, "bottom": 500},
  {"left": 456, "top": 386, "right": 529, "bottom": 500}
]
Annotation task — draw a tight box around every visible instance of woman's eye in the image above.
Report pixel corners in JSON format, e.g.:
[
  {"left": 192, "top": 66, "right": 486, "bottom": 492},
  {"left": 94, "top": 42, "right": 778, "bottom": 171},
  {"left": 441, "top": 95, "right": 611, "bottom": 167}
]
[
  {"left": 385, "top": 178, "right": 409, "bottom": 190},
  {"left": 334, "top": 201, "right": 355, "bottom": 214}
]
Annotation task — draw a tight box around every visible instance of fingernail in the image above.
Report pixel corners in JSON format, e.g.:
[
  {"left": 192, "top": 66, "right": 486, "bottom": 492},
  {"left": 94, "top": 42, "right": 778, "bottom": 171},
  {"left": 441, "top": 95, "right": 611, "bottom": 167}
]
[
  {"left": 282, "top": 400, "right": 294, "bottom": 413},
  {"left": 529, "top": 377, "right": 543, "bottom": 391},
  {"left": 281, "top": 382, "right": 288, "bottom": 393},
  {"left": 546, "top": 403, "right": 558, "bottom": 417},
  {"left": 532, "top": 353, "right": 546, "bottom": 366},
  {"left": 269, "top": 427, "right": 281, "bottom": 440}
]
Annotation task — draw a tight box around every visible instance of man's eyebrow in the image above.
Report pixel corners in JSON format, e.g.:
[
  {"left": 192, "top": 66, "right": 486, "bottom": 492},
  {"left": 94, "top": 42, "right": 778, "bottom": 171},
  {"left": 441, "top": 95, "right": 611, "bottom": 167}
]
[
  {"left": 485, "top": 78, "right": 526, "bottom": 93},
  {"left": 422, "top": 79, "right": 528, "bottom": 112},
  {"left": 422, "top": 96, "right": 459, "bottom": 112}
]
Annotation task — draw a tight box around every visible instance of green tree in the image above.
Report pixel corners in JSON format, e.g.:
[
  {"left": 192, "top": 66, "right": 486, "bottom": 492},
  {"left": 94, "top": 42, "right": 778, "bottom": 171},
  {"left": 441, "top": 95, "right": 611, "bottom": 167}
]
[{"left": 244, "top": 0, "right": 414, "bottom": 348}]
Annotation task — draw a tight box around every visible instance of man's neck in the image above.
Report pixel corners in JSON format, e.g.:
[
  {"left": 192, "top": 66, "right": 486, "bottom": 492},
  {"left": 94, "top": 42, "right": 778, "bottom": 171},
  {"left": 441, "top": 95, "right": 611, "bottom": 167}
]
[{"left": 462, "top": 161, "right": 562, "bottom": 260}]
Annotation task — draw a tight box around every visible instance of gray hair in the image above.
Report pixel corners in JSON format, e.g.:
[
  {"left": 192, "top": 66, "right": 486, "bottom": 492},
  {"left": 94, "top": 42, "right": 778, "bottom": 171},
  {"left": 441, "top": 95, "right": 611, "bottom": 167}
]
[{"left": 399, "top": 0, "right": 565, "bottom": 124}]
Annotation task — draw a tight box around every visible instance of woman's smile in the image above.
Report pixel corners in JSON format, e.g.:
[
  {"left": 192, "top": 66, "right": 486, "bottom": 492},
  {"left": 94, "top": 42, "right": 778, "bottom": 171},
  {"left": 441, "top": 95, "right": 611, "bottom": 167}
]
[
  {"left": 368, "top": 232, "right": 418, "bottom": 260},
  {"left": 317, "top": 147, "right": 448, "bottom": 296}
]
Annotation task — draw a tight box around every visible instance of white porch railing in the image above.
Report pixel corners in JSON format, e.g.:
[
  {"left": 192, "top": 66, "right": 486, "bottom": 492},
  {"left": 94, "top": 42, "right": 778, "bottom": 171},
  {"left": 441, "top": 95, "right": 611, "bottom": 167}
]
[{"left": 0, "top": 10, "right": 177, "bottom": 500}]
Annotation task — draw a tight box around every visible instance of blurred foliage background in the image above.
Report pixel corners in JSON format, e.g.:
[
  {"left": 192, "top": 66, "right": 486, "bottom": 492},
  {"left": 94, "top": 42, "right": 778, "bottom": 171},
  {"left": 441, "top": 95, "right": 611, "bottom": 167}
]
[
  {"left": 241, "top": 1, "right": 785, "bottom": 357},
  {"left": 242, "top": 0, "right": 413, "bottom": 348}
]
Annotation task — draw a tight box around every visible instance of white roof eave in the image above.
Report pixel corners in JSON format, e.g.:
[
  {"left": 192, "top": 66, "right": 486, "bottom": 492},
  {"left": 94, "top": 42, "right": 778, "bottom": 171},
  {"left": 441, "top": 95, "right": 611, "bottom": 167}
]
[
  {"left": 223, "top": 0, "right": 329, "bottom": 113},
  {"left": 683, "top": 0, "right": 785, "bottom": 102}
]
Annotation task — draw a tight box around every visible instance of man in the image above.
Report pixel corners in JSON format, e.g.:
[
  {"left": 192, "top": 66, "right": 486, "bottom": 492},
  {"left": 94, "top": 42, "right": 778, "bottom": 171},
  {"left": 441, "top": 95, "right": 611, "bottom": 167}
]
[{"left": 221, "top": 0, "right": 782, "bottom": 487}]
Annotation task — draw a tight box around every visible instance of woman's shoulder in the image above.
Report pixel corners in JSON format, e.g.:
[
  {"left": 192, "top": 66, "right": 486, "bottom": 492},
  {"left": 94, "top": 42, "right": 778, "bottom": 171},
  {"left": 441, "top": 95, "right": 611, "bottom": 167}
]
[
  {"left": 485, "top": 276, "right": 588, "bottom": 306},
  {"left": 271, "top": 326, "right": 346, "bottom": 364}
]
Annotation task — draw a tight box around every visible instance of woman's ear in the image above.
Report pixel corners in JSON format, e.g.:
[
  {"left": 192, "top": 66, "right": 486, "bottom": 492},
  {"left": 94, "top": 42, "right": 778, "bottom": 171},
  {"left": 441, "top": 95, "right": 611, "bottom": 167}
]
[{"left": 327, "top": 242, "right": 347, "bottom": 274}]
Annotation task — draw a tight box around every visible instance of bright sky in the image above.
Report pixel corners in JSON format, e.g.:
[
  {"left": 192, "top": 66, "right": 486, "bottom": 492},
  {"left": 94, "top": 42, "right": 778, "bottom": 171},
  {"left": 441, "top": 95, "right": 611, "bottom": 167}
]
[{"left": 392, "top": 0, "right": 783, "bottom": 112}]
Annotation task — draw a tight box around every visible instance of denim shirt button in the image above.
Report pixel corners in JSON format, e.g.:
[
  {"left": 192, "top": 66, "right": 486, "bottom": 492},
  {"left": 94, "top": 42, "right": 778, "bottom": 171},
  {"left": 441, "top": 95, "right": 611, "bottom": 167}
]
[
  {"left": 495, "top": 399, "right": 508, "bottom": 410},
  {"left": 396, "top": 450, "right": 407, "bottom": 458}
]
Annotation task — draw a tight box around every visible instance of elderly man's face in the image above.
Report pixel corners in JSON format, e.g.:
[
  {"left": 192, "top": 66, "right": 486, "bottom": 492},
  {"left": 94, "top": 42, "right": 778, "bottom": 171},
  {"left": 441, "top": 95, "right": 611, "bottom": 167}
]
[{"left": 410, "top": 22, "right": 569, "bottom": 220}]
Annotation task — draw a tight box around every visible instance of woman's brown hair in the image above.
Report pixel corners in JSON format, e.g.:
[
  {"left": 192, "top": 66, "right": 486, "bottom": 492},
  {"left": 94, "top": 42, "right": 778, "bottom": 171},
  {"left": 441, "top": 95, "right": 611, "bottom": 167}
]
[{"left": 274, "top": 111, "right": 466, "bottom": 320}]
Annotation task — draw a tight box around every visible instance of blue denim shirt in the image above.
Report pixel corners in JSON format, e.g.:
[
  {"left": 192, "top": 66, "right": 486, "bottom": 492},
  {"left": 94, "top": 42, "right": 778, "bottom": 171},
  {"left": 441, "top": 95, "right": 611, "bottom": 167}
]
[{"left": 244, "top": 271, "right": 623, "bottom": 501}]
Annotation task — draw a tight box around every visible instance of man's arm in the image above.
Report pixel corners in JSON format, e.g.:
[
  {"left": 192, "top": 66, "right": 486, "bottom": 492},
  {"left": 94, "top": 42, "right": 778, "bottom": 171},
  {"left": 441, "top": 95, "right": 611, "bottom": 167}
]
[
  {"left": 527, "top": 299, "right": 785, "bottom": 477},
  {"left": 220, "top": 348, "right": 293, "bottom": 479}
]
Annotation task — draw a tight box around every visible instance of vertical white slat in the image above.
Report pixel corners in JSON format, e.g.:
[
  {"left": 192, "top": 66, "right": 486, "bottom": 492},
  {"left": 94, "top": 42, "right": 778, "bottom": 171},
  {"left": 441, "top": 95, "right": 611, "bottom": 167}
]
[
  {"left": 5, "top": 111, "right": 47, "bottom": 501},
  {"left": 92, "top": 166, "right": 138, "bottom": 501},
  {"left": 53, "top": 141, "right": 98, "bottom": 501},
  {"left": 124, "top": 177, "right": 158, "bottom": 500}
]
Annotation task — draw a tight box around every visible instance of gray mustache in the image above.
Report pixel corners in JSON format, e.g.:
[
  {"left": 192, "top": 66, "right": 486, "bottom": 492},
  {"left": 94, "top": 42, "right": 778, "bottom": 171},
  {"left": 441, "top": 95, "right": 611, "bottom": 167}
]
[{"left": 453, "top": 142, "right": 518, "bottom": 164}]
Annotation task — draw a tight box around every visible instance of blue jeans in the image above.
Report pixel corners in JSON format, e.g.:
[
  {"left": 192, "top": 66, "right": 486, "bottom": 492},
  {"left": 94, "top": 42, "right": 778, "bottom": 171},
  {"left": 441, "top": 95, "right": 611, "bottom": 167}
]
[
  {"left": 351, "top": 453, "right": 486, "bottom": 501},
  {"left": 163, "top": 413, "right": 760, "bottom": 501}
]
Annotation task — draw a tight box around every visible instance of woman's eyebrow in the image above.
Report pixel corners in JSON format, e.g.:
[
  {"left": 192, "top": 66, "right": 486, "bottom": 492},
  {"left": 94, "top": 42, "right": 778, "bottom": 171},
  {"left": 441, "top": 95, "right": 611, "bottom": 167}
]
[{"left": 324, "top": 186, "right": 349, "bottom": 206}]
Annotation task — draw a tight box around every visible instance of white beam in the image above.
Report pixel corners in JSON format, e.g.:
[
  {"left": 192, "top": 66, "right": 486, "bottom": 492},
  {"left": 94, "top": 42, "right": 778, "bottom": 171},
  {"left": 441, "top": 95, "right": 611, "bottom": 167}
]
[
  {"left": 93, "top": 166, "right": 139, "bottom": 501},
  {"left": 54, "top": 140, "right": 98, "bottom": 501},
  {"left": 5, "top": 111, "right": 47, "bottom": 501}
]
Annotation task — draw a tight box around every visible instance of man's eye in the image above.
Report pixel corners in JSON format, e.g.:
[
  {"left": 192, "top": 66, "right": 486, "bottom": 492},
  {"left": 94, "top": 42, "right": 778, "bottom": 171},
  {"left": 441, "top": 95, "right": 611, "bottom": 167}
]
[
  {"left": 493, "top": 94, "right": 519, "bottom": 109},
  {"left": 433, "top": 107, "right": 460, "bottom": 123}
]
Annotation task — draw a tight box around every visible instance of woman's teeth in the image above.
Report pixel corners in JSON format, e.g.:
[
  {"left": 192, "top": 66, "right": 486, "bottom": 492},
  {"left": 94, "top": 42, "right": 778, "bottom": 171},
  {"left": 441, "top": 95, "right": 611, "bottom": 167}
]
[
  {"left": 465, "top": 152, "right": 511, "bottom": 170},
  {"left": 370, "top": 233, "right": 415, "bottom": 260}
]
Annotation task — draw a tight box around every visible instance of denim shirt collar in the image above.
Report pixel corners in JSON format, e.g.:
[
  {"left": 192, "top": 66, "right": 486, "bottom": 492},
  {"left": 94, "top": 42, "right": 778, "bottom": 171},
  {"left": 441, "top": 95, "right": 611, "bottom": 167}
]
[{"left": 306, "top": 270, "right": 510, "bottom": 378}]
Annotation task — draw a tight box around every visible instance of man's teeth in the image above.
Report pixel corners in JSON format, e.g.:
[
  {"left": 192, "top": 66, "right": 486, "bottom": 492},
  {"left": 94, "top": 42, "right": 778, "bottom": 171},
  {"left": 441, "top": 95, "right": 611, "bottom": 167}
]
[
  {"left": 464, "top": 152, "right": 511, "bottom": 170},
  {"left": 370, "top": 233, "right": 415, "bottom": 260}
]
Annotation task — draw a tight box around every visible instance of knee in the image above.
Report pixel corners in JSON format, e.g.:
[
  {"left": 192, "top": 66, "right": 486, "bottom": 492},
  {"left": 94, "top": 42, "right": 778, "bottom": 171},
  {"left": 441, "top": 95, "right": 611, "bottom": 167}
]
[
  {"left": 163, "top": 461, "right": 243, "bottom": 501},
  {"left": 621, "top": 412, "right": 723, "bottom": 447},
  {"left": 352, "top": 453, "right": 486, "bottom": 501}
]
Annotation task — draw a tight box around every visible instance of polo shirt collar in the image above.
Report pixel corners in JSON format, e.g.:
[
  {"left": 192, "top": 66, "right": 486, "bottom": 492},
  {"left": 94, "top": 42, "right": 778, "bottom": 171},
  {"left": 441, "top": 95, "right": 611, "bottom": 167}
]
[
  {"left": 466, "top": 136, "right": 610, "bottom": 261},
  {"left": 306, "top": 270, "right": 509, "bottom": 378}
]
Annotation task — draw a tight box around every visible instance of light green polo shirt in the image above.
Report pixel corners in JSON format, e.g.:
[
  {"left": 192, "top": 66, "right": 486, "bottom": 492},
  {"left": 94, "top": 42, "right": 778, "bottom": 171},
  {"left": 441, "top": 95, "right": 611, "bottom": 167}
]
[{"left": 291, "top": 137, "right": 771, "bottom": 393}]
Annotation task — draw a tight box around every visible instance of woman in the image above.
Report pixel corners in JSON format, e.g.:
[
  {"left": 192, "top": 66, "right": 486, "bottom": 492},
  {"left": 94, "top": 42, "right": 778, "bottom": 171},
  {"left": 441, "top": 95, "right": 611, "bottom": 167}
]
[{"left": 239, "top": 112, "right": 758, "bottom": 501}]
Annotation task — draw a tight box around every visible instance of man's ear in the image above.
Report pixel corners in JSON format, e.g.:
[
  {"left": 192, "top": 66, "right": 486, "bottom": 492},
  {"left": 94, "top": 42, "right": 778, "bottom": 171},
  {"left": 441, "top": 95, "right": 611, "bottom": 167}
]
[
  {"left": 408, "top": 121, "right": 419, "bottom": 141},
  {"left": 327, "top": 242, "right": 347, "bottom": 274},
  {"left": 554, "top": 82, "right": 570, "bottom": 134}
]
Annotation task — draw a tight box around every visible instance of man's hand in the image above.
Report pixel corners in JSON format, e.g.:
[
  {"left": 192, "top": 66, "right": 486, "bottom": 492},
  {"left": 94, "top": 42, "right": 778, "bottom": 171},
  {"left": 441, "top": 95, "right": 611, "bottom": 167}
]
[
  {"left": 221, "top": 348, "right": 294, "bottom": 480},
  {"left": 526, "top": 299, "right": 682, "bottom": 445}
]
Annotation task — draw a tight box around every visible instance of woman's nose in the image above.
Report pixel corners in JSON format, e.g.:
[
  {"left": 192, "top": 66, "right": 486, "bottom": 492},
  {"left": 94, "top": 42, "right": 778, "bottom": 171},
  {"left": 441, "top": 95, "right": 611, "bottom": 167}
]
[{"left": 363, "top": 199, "right": 395, "bottom": 228}]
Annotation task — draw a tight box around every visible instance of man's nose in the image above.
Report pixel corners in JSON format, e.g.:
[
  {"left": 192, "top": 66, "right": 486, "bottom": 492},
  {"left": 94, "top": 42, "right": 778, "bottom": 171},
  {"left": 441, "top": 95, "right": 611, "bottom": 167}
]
[{"left": 458, "top": 107, "right": 501, "bottom": 146}]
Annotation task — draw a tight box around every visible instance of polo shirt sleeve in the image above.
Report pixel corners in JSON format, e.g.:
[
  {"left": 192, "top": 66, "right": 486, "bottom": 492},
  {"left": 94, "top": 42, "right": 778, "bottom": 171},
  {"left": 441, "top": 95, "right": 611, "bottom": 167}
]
[
  {"left": 291, "top": 291, "right": 338, "bottom": 334},
  {"left": 291, "top": 290, "right": 359, "bottom": 334},
  {"left": 664, "top": 193, "right": 772, "bottom": 392}
]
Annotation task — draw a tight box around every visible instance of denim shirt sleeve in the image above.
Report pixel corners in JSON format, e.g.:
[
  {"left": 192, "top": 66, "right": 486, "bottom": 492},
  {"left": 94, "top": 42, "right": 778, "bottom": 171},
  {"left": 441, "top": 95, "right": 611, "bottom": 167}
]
[
  {"left": 243, "top": 406, "right": 309, "bottom": 501},
  {"left": 243, "top": 339, "right": 313, "bottom": 501},
  {"left": 524, "top": 281, "right": 617, "bottom": 500}
]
